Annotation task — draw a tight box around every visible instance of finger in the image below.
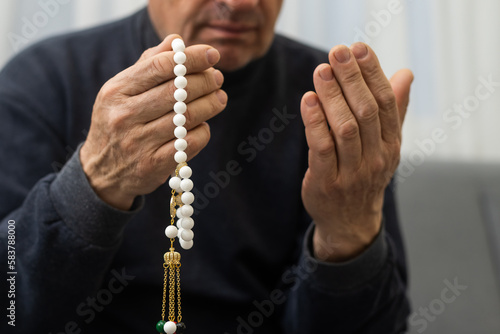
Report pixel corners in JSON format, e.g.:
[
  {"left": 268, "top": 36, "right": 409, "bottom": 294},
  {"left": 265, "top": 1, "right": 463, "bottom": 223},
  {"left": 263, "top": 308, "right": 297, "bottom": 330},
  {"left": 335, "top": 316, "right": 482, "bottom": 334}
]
[
  {"left": 182, "top": 89, "right": 228, "bottom": 131},
  {"left": 390, "top": 68, "right": 414, "bottom": 126},
  {"left": 116, "top": 44, "right": 221, "bottom": 96},
  {"left": 328, "top": 45, "right": 382, "bottom": 156},
  {"left": 313, "top": 63, "right": 362, "bottom": 170},
  {"left": 152, "top": 122, "right": 211, "bottom": 167},
  {"left": 137, "top": 34, "right": 181, "bottom": 62},
  {"left": 350, "top": 42, "right": 400, "bottom": 143},
  {"left": 140, "top": 89, "right": 227, "bottom": 150},
  {"left": 131, "top": 68, "right": 224, "bottom": 123},
  {"left": 300, "top": 91, "right": 338, "bottom": 180}
]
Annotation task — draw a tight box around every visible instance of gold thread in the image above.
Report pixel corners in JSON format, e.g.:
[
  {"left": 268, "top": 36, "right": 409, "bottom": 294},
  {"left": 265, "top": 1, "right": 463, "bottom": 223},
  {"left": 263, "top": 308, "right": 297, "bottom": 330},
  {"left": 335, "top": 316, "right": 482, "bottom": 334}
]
[
  {"left": 168, "top": 262, "right": 176, "bottom": 322},
  {"left": 161, "top": 263, "right": 168, "bottom": 321},
  {"left": 170, "top": 188, "right": 177, "bottom": 220},
  {"left": 176, "top": 264, "right": 182, "bottom": 323}
]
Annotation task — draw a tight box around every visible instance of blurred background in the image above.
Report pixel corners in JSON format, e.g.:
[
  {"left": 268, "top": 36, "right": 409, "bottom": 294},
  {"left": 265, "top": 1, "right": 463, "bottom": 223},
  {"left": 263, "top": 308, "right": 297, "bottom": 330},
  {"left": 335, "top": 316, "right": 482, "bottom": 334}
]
[{"left": 1, "top": 0, "right": 499, "bottom": 332}]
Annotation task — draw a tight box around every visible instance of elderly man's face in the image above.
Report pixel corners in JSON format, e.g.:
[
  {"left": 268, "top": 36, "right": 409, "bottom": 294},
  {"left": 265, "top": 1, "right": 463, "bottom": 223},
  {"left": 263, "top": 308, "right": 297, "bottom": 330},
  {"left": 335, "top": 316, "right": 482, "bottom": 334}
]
[{"left": 148, "top": 0, "right": 283, "bottom": 71}]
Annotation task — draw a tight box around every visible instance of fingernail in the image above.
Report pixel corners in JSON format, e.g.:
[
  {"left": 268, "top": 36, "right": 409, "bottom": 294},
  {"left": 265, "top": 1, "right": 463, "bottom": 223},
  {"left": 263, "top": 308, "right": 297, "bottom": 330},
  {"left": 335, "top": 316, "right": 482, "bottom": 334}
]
[
  {"left": 216, "top": 90, "right": 227, "bottom": 104},
  {"left": 206, "top": 48, "right": 220, "bottom": 65},
  {"left": 319, "top": 65, "right": 334, "bottom": 81},
  {"left": 334, "top": 47, "right": 351, "bottom": 63},
  {"left": 213, "top": 70, "right": 224, "bottom": 86},
  {"left": 351, "top": 43, "right": 368, "bottom": 59},
  {"left": 304, "top": 94, "right": 318, "bottom": 107}
]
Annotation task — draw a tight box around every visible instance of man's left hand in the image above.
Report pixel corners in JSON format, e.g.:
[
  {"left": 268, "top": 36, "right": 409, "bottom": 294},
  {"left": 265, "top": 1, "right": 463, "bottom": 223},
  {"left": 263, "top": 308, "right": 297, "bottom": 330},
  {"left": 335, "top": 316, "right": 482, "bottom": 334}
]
[{"left": 300, "top": 42, "right": 413, "bottom": 262}]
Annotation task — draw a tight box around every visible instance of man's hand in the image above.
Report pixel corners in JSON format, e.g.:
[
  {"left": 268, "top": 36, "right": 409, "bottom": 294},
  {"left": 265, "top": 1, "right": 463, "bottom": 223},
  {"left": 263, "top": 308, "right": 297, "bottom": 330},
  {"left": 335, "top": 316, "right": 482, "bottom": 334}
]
[
  {"left": 80, "top": 35, "right": 227, "bottom": 210},
  {"left": 300, "top": 43, "right": 413, "bottom": 262}
]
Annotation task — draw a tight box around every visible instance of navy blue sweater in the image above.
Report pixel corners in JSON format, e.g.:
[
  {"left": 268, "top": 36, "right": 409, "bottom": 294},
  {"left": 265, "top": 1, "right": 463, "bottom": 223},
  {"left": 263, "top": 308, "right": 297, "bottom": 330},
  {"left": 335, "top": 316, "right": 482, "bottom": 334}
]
[{"left": 0, "top": 8, "right": 409, "bottom": 334}]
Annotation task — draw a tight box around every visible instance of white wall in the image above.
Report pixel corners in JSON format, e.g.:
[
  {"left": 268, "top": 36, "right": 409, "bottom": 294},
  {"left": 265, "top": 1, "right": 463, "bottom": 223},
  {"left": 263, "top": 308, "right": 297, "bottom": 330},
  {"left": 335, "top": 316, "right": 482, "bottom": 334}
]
[
  {"left": 275, "top": 0, "right": 500, "bottom": 164},
  {"left": 1, "top": 0, "right": 499, "bottom": 163},
  {"left": 0, "top": 0, "right": 147, "bottom": 66}
]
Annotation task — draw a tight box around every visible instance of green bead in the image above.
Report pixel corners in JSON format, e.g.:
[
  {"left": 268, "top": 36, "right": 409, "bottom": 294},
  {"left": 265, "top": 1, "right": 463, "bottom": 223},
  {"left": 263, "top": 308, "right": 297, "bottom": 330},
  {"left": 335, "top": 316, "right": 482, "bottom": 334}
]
[{"left": 156, "top": 320, "right": 166, "bottom": 333}]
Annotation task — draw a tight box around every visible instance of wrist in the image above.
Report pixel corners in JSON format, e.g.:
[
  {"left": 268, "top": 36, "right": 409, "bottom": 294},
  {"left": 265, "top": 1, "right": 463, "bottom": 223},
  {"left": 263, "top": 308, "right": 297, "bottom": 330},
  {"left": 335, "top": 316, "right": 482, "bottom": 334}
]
[
  {"left": 312, "top": 213, "right": 382, "bottom": 262},
  {"left": 89, "top": 185, "right": 135, "bottom": 211},
  {"left": 80, "top": 144, "right": 135, "bottom": 211}
]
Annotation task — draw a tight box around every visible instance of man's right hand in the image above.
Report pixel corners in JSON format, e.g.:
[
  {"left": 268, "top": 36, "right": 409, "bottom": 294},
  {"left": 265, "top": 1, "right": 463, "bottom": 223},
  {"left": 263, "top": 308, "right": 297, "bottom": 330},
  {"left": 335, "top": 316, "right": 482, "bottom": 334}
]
[{"left": 80, "top": 34, "right": 227, "bottom": 210}]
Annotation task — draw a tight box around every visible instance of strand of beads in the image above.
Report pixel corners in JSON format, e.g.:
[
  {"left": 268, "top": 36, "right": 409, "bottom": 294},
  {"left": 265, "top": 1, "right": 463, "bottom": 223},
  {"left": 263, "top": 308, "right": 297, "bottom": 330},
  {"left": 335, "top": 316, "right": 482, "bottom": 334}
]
[
  {"left": 165, "top": 37, "right": 195, "bottom": 251},
  {"left": 166, "top": 163, "right": 194, "bottom": 250},
  {"left": 156, "top": 38, "right": 192, "bottom": 334}
]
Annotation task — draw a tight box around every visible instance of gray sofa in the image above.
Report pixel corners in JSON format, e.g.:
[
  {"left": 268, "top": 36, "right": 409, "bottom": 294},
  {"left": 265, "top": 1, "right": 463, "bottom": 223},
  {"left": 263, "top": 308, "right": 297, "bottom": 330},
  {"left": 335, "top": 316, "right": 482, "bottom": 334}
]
[{"left": 397, "top": 160, "right": 500, "bottom": 333}]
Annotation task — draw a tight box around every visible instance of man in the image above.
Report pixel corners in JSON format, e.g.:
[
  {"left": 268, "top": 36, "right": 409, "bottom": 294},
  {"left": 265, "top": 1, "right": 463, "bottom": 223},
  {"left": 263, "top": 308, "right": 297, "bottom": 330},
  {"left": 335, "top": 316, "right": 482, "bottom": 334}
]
[{"left": 0, "top": 0, "right": 413, "bottom": 332}]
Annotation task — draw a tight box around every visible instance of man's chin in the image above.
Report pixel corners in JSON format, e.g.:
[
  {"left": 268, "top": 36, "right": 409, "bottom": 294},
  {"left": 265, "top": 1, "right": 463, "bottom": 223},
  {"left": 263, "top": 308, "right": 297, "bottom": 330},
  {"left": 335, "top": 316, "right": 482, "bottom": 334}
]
[
  {"left": 215, "top": 58, "right": 250, "bottom": 72},
  {"left": 213, "top": 47, "right": 255, "bottom": 72}
]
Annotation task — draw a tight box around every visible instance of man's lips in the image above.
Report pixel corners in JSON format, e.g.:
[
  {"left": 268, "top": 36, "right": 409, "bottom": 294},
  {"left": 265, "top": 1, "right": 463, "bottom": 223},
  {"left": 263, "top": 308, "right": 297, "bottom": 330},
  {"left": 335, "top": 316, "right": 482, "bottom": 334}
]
[{"left": 204, "top": 22, "right": 258, "bottom": 37}]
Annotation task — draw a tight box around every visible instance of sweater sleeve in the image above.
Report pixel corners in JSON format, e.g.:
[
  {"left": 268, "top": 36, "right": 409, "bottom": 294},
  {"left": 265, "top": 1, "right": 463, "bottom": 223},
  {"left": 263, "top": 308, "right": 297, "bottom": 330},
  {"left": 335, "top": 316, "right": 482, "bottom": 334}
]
[
  {"left": 0, "top": 151, "right": 144, "bottom": 332},
  {"left": 282, "top": 187, "right": 409, "bottom": 333},
  {"left": 0, "top": 47, "right": 143, "bottom": 333}
]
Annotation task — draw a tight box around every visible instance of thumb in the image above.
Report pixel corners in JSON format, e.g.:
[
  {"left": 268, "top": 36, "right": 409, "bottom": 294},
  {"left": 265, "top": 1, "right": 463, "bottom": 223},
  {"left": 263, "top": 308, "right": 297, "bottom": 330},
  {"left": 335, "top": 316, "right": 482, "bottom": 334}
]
[
  {"left": 390, "top": 68, "right": 414, "bottom": 125},
  {"left": 137, "top": 34, "right": 182, "bottom": 62}
]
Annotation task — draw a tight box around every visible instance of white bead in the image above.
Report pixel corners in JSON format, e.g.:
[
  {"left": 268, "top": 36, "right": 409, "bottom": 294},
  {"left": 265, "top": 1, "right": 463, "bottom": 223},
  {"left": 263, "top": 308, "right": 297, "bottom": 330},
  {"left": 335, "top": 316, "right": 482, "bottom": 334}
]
[
  {"left": 174, "top": 88, "right": 187, "bottom": 102},
  {"left": 181, "top": 191, "right": 194, "bottom": 205},
  {"left": 180, "top": 238, "right": 194, "bottom": 250},
  {"left": 174, "top": 126, "right": 187, "bottom": 139},
  {"left": 171, "top": 38, "right": 185, "bottom": 53},
  {"left": 164, "top": 321, "right": 177, "bottom": 334},
  {"left": 179, "top": 166, "right": 192, "bottom": 179},
  {"left": 173, "top": 114, "right": 186, "bottom": 127},
  {"left": 180, "top": 204, "right": 194, "bottom": 217},
  {"left": 176, "top": 219, "right": 183, "bottom": 229},
  {"left": 173, "top": 52, "right": 186, "bottom": 64},
  {"left": 180, "top": 228, "right": 194, "bottom": 242},
  {"left": 180, "top": 178, "right": 193, "bottom": 192},
  {"left": 180, "top": 217, "right": 194, "bottom": 230},
  {"left": 174, "top": 101, "right": 187, "bottom": 114},
  {"left": 174, "top": 151, "right": 187, "bottom": 163},
  {"left": 174, "top": 64, "right": 187, "bottom": 77},
  {"left": 165, "top": 225, "right": 178, "bottom": 239},
  {"left": 174, "top": 76, "right": 187, "bottom": 89},
  {"left": 177, "top": 209, "right": 184, "bottom": 219},
  {"left": 168, "top": 176, "right": 181, "bottom": 190},
  {"left": 174, "top": 138, "right": 187, "bottom": 151}
]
